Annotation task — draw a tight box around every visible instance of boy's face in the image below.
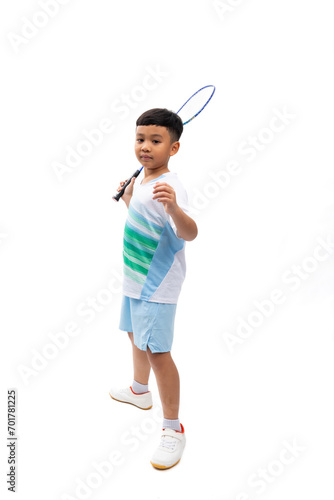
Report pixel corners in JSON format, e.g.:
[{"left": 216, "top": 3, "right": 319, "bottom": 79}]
[{"left": 135, "top": 125, "right": 179, "bottom": 171}]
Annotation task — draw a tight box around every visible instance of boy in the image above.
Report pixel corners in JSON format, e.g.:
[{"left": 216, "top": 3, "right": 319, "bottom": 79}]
[{"left": 109, "top": 108, "right": 197, "bottom": 470}]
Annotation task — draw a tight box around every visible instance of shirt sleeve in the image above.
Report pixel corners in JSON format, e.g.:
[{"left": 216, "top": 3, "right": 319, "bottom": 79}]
[{"left": 168, "top": 179, "right": 194, "bottom": 239}]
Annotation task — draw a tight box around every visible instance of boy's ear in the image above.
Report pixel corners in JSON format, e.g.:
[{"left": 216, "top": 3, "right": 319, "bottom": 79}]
[{"left": 169, "top": 141, "right": 180, "bottom": 157}]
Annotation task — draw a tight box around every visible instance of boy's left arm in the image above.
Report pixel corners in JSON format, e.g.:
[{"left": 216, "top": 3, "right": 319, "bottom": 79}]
[{"left": 153, "top": 182, "right": 198, "bottom": 241}]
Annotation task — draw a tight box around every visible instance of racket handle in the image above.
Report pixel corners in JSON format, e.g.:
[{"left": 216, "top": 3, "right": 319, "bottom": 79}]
[{"left": 112, "top": 169, "right": 141, "bottom": 202}]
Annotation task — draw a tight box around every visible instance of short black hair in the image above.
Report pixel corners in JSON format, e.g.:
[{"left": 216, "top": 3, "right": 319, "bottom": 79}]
[{"left": 136, "top": 108, "right": 183, "bottom": 143}]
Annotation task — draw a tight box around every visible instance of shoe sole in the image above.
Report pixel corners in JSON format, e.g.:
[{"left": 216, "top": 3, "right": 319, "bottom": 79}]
[
  {"left": 150, "top": 459, "right": 181, "bottom": 470},
  {"left": 109, "top": 393, "right": 152, "bottom": 410}
]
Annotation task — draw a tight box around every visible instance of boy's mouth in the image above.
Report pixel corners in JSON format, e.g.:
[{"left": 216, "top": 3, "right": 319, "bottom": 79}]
[{"left": 141, "top": 155, "right": 153, "bottom": 160}]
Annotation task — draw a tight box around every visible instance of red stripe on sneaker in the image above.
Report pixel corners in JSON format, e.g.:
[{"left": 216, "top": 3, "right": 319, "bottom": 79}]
[
  {"left": 130, "top": 386, "right": 150, "bottom": 395},
  {"left": 162, "top": 423, "right": 185, "bottom": 433}
]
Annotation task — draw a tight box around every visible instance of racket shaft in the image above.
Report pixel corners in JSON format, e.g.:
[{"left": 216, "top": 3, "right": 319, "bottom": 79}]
[{"left": 112, "top": 169, "right": 141, "bottom": 201}]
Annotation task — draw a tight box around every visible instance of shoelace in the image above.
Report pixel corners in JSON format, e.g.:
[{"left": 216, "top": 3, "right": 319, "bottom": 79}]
[{"left": 160, "top": 435, "right": 178, "bottom": 451}]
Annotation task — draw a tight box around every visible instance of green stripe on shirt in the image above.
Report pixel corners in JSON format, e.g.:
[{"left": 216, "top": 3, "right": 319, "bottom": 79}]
[
  {"left": 123, "top": 254, "right": 149, "bottom": 276},
  {"left": 123, "top": 238, "right": 154, "bottom": 264},
  {"left": 124, "top": 224, "right": 159, "bottom": 251}
]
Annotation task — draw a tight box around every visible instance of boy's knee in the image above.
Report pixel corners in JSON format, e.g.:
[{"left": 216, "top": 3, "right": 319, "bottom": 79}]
[
  {"left": 147, "top": 348, "right": 170, "bottom": 369},
  {"left": 127, "top": 331, "right": 134, "bottom": 342}
]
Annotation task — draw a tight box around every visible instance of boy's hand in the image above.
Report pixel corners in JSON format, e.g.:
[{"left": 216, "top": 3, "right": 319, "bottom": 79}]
[
  {"left": 117, "top": 177, "right": 136, "bottom": 208},
  {"left": 153, "top": 181, "right": 198, "bottom": 241},
  {"left": 152, "top": 182, "right": 178, "bottom": 215}
]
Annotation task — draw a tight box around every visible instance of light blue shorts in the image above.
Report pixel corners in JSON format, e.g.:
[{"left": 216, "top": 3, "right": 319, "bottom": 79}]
[{"left": 119, "top": 295, "right": 177, "bottom": 353}]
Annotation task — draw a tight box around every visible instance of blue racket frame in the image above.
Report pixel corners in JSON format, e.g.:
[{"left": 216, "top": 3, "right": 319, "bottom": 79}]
[{"left": 176, "top": 84, "right": 216, "bottom": 125}]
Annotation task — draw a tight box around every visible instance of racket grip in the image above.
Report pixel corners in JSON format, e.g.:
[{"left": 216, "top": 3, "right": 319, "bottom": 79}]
[{"left": 112, "top": 169, "right": 141, "bottom": 202}]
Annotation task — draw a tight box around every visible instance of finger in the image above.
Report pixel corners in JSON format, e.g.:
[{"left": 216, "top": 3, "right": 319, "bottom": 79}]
[
  {"left": 153, "top": 191, "right": 170, "bottom": 198},
  {"left": 154, "top": 189, "right": 173, "bottom": 196},
  {"left": 156, "top": 198, "right": 171, "bottom": 203},
  {"left": 153, "top": 196, "right": 173, "bottom": 203},
  {"left": 153, "top": 186, "right": 173, "bottom": 195}
]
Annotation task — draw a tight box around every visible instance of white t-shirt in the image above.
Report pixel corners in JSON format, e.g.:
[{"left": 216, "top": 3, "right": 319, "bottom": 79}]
[{"left": 122, "top": 171, "right": 192, "bottom": 304}]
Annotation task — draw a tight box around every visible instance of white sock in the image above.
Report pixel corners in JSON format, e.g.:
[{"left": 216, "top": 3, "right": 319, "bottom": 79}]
[
  {"left": 131, "top": 380, "right": 149, "bottom": 394},
  {"left": 163, "top": 418, "right": 181, "bottom": 432}
]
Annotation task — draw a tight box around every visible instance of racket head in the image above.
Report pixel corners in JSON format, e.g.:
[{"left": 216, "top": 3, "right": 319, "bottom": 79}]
[{"left": 176, "top": 85, "right": 216, "bottom": 126}]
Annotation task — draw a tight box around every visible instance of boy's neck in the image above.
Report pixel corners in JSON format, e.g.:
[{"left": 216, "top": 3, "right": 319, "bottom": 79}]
[{"left": 142, "top": 166, "right": 170, "bottom": 183}]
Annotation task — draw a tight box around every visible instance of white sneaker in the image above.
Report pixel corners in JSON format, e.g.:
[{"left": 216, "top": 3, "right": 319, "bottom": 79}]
[
  {"left": 109, "top": 386, "right": 152, "bottom": 410},
  {"left": 150, "top": 424, "right": 186, "bottom": 469}
]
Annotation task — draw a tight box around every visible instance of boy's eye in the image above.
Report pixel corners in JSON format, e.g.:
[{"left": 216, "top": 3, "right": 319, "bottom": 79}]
[{"left": 136, "top": 138, "right": 160, "bottom": 144}]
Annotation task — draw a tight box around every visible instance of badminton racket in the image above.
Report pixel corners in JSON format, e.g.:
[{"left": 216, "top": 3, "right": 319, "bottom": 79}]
[{"left": 112, "top": 84, "right": 216, "bottom": 201}]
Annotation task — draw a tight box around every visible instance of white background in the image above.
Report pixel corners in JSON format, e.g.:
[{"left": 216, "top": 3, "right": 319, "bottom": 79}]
[{"left": 1, "top": 1, "right": 334, "bottom": 499}]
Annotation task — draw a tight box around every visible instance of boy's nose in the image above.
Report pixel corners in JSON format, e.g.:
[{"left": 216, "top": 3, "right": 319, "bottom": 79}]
[{"left": 141, "top": 142, "right": 150, "bottom": 151}]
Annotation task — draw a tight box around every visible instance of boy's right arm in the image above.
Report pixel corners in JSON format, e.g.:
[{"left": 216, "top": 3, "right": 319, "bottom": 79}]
[{"left": 116, "top": 177, "right": 136, "bottom": 208}]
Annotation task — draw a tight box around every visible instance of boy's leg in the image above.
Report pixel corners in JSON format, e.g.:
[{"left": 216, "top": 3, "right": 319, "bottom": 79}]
[
  {"left": 109, "top": 332, "right": 152, "bottom": 410},
  {"left": 128, "top": 332, "right": 151, "bottom": 385},
  {"left": 147, "top": 348, "right": 185, "bottom": 470},
  {"left": 146, "top": 348, "right": 179, "bottom": 419}
]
